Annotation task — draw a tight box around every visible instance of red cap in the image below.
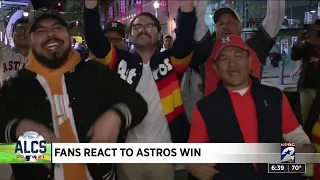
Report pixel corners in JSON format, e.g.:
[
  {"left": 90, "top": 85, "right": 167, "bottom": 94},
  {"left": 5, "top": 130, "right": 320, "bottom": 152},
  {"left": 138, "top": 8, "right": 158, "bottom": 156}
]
[
  {"left": 212, "top": 35, "right": 250, "bottom": 62},
  {"left": 204, "top": 35, "right": 261, "bottom": 96}
]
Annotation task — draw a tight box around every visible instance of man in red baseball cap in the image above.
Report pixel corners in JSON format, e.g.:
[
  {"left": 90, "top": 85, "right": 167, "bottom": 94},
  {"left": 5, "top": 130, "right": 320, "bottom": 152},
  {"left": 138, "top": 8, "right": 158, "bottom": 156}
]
[
  {"left": 186, "top": 35, "right": 314, "bottom": 179},
  {"left": 204, "top": 0, "right": 286, "bottom": 96}
]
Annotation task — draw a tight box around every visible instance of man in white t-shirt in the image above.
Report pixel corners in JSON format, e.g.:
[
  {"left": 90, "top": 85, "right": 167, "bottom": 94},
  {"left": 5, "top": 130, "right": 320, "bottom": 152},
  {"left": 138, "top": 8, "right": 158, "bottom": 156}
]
[
  {"left": 0, "top": 16, "right": 29, "bottom": 180},
  {"left": 0, "top": 18, "right": 29, "bottom": 86}
]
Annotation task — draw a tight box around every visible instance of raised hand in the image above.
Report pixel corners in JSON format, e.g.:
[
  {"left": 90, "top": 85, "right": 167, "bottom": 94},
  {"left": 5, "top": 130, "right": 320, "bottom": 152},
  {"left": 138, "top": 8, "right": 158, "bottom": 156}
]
[
  {"left": 181, "top": 0, "right": 194, "bottom": 12},
  {"left": 85, "top": 0, "right": 98, "bottom": 9}
]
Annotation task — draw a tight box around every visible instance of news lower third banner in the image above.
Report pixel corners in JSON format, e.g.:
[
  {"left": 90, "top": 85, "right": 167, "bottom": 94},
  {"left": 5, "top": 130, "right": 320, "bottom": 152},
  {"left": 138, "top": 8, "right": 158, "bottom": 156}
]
[{"left": 2, "top": 143, "right": 320, "bottom": 164}]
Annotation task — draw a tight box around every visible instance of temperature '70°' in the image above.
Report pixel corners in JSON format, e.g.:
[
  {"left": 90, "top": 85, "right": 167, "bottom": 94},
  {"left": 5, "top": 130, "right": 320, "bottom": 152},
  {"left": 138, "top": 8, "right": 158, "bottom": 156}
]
[{"left": 289, "top": 164, "right": 306, "bottom": 173}]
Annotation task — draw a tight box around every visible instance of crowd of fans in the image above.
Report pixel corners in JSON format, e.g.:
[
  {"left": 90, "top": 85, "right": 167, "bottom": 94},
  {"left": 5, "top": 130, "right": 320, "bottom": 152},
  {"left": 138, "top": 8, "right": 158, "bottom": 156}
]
[{"left": 1, "top": 0, "right": 320, "bottom": 180}]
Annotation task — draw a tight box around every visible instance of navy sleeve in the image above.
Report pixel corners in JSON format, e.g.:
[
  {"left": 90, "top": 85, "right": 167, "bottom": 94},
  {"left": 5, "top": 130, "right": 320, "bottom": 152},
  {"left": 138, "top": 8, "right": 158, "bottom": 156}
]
[
  {"left": 168, "top": 8, "right": 197, "bottom": 75},
  {"left": 246, "top": 27, "right": 276, "bottom": 65},
  {"left": 83, "top": 6, "right": 121, "bottom": 69},
  {"left": 190, "top": 31, "right": 213, "bottom": 69},
  {"left": 170, "top": 8, "right": 196, "bottom": 59}
]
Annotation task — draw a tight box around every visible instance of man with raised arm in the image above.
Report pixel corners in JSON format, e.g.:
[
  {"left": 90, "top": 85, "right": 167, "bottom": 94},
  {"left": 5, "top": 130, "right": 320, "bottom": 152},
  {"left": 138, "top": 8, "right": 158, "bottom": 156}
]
[
  {"left": 204, "top": 0, "right": 285, "bottom": 95},
  {"left": 83, "top": 0, "right": 209, "bottom": 179}
]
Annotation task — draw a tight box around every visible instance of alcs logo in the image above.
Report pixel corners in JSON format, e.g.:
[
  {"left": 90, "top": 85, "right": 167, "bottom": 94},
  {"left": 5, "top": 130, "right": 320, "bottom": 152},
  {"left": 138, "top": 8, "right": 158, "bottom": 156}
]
[{"left": 15, "top": 131, "right": 47, "bottom": 162}]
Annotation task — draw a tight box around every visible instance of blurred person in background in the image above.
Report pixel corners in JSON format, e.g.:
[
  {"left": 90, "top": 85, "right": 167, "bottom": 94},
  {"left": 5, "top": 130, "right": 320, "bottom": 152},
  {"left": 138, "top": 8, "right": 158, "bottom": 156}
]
[
  {"left": 290, "top": 59, "right": 302, "bottom": 80},
  {"left": 71, "top": 37, "right": 76, "bottom": 48},
  {"left": 102, "top": 21, "right": 126, "bottom": 49},
  {"left": 129, "top": 44, "right": 135, "bottom": 53},
  {"left": 84, "top": 0, "right": 211, "bottom": 179},
  {"left": 204, "top": 0, "right": 285, "bottom": 96},
  {"left": 160, "top": 35, "right": 173, "bottom": 52},
  {"left": 0, "top": 18, "right": 29, "bottom": 87},
  {"left": 124, "top": 34, "right": 133, "bottom": 51},
  {"left": 181, "top": 67, "right": 203, "bottom": 122},
  {"left": 291, "top": 19, "right": 320, "bottom": 126},
  {"left": 74, "top": 41, "right": 85, "bottom": 59},
  {"left": 0, "top": 15, "right": 29, "bottom": 180}
]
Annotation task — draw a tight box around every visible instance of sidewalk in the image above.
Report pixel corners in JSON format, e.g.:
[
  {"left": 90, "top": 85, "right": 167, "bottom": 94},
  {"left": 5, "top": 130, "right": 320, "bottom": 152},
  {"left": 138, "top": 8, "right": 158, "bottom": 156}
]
[{"left": 261, "top": 66, "right": 298, "bottom": 91}]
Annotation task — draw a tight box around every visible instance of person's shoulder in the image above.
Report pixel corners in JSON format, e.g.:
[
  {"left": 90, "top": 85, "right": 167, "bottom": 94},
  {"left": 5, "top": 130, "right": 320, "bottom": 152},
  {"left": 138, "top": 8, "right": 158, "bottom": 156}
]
[
  {"left": 0, "top": 44, "right": 12, "bottom": 52},
  {"left": 196, "top": 90, "right": 221, "bottom": 110},
  {"left": 77, "top": 59, "right": 111, "bottom": 72},
  {"left": 259, "top": 83, "right": 282, "bottom": 94},
  {"left": 2, "top": 69, "right": 35, "bottom": 88}
]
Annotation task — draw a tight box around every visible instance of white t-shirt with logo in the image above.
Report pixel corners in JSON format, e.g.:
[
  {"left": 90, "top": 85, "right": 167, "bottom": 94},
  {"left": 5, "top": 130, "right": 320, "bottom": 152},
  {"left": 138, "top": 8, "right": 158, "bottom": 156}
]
[{"left": 0, "top": 45, "right": 28, "bottom": 86}]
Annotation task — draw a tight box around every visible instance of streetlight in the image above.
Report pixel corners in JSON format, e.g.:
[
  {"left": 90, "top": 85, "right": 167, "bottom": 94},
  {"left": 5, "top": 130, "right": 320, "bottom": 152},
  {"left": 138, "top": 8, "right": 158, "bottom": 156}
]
[{"left": 153, "top": 1, "right": 159, "bottom": 18}]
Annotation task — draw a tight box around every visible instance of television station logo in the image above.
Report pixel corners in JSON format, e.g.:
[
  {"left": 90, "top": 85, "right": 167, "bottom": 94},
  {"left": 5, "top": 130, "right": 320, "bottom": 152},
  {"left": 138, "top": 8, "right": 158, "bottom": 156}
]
[
  {"left": 14, "top": 131, "right": 47, "bottom": 162},
  {"left": 280, "top": 143, "right": 295, "bottom": 163}
]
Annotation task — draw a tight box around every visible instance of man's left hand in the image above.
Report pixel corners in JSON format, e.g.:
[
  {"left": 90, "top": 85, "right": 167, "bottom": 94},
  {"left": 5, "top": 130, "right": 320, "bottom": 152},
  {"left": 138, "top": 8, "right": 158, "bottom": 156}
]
[{"left": 87, "top": 109, "right": 121, "bottom": 143}]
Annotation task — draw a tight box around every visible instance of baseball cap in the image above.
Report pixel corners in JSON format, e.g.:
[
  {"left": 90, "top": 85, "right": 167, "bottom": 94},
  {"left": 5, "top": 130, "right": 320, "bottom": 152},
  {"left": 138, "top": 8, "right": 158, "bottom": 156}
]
[
  {"left": 213, "top": 5, "right": 240, "bottom": 23},
  {"left": 212, "top": 35, "right": 249, "bottom": 61},
  {"left": 29, "top": 7, "right": 67, "bottom": 33},
  {"left": 102, "top": 21, "right": 126, "bottom": 38}
]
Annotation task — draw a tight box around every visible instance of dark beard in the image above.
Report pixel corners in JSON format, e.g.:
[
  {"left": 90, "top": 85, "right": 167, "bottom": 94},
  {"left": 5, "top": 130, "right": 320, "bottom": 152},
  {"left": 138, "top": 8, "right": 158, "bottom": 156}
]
[
  {"left": 134, "top": 43, "right": 157, "bottom": 52},
  {"left": 32, "top": 46, "right": 70, "bottom": 69}
]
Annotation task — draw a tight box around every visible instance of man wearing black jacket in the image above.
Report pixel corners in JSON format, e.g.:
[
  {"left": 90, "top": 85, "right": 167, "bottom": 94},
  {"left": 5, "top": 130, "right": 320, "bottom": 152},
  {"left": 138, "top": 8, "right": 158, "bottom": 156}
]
[
  {"left": 291, "top": 23, "right": 320, "bottom": 126},
  {"left": 0, "top": 7, "right": 147, "bottom": 180},
  {"left": 187, "top": 35, "right": 314, "bottom": 180},
  {"left": 84, "top": 0, "right": 211, "bottom": 179}
]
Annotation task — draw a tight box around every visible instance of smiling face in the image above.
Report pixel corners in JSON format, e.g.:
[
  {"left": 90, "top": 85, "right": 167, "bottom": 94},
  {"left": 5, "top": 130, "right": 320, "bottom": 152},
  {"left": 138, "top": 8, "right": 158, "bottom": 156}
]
[
  {"left": 215, "top": 14, "right": 242, "bottom": 40},
  {"left": 213, "top": 46, "right": 251, "bottom": 90},
  {"left": 13, "top": 21, "right": 29, "bottom": 49},
  {"left": 163, "top": 37, "right": 173, "bottom": 49},
  {"left": 30, "top": 18, "right": 70, "bottom": 69},
  {"left": 130, "top": 15, "right": 160, "bottom": 50}
]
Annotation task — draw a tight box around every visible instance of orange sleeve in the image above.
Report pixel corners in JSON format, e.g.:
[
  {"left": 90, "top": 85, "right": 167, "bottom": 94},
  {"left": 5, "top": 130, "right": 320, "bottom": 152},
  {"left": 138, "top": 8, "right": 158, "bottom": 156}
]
[
  {"left": 170, "top": 52, "right": 193, "bottom": 75},
  {"left": 188, "top": 106, "right": 210, "bottom": 143},
  {"left": 282, "top": 93, "right": 300, "bottom": 134},
  {"left": 96, "top": 46, "right": 118, "bottom": 69}
]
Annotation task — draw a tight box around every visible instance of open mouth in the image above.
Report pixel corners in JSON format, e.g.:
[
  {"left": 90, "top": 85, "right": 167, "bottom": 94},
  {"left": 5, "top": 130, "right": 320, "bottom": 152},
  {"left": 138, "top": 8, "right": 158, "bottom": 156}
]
[
  {"left": 229, "top": 70, "right": 241, "bottom": 76},
  {"left": 44, "top": 41, "right": 62, "bottom": 51},
  {"left": 138, "top": 34, "right": 150, "bottom": 38}
]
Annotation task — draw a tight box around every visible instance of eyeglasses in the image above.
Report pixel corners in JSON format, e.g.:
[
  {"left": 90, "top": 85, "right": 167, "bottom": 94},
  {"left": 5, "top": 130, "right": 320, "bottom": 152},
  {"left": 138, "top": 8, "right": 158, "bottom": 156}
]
[{"left": 131, "top": 23, "right": 157, "bottom": 32}]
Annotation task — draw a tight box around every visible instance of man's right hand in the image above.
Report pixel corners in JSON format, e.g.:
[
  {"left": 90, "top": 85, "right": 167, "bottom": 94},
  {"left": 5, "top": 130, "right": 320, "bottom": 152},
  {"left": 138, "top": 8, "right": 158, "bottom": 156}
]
[
  {"left": 186, "top": 163, "right": 218, "bottom": 180},
  {"left": 16, "top": 119, "right": 58, "bottom": 143}
]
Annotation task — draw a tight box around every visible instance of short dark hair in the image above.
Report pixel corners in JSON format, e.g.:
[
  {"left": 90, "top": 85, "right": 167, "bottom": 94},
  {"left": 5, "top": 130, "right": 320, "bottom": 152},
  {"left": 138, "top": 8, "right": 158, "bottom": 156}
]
[
  {"left": 128, "top": 12, "right": 161, "bottom": 33},
  {"left": 12, "top": 18, "right": 28, "bottom": 32},
  {"left": 163, "top": 35, "right": 173, "bottom": 40}
]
